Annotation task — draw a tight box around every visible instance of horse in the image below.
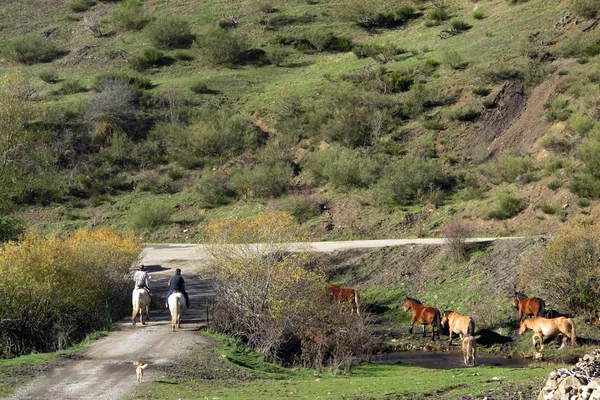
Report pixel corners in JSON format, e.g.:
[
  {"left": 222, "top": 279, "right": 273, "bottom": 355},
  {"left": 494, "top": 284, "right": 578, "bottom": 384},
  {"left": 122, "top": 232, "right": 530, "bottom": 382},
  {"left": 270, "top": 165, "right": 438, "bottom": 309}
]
[
  {"left": 441, "top": 310, "right": 475, "bottom": 345},
  {"left": 168, "top": 291, "right": 186, "bottom": 332},
  {"left": 328, "top": 283, "right": 360, "bottom": 315},
  {"left": 462, "top": 335, "right": 476, "bottom": 367},
  {"left": 513, "top": 291, "right": 546, "bottom": 320},
  {"left": 403, "top": 297, "right": 442, "bottom": 341},
  {"left": 518, "top": 316, "right": 577, "bottom": 352},
  {"left": 132, "top": 288, "right": 151, "bottom": 326}
]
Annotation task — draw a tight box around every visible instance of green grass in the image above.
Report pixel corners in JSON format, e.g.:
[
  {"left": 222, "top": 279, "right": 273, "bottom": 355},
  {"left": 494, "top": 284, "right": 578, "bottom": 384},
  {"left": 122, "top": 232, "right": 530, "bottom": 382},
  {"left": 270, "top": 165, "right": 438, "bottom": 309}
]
[{"left": 133, "top": 331, "right": 555, "bottom": 400}]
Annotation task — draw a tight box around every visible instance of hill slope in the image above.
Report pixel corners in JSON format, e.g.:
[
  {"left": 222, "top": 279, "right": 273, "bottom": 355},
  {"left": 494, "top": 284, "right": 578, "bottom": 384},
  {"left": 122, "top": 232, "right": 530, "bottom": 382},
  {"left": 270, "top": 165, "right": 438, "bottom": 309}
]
[{"left": 0, "top": 0, "right": 599, "bottom": 241}]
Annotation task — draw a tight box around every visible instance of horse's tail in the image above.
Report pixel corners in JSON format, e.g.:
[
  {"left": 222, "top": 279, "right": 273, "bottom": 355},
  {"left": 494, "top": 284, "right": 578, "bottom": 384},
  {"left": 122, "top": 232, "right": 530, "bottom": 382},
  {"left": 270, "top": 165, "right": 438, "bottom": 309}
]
[
  {"left": 170, "top": 297, "right": 179, "bottom": 332},
  {"left": 354, "top": 290, "right": 360, "bottom": 316},
  {"left": 435, "top": 309, "right": 442, "bottom": 337},
  {"left": 539, "top": 299, "right": 546, "bottom": 318},
  {"left": 132, "top": 291, "right": 139, "bottom": 324},
  {"left": 568, "top": 318, "right": 577, "bottom": 346},
  {"left": 467, "top": 318, "right": 475, "bottom": 336}
]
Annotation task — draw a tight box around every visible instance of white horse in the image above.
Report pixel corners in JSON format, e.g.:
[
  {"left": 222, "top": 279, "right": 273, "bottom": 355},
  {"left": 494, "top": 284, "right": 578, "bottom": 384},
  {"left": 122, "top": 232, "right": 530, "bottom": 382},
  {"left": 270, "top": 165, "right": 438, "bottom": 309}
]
[
  {"left": 132, "top": 288, "right": 151, "bottom": 326},
  {"left": 168, "top": 291, "right": 185, "bottom": 332}
]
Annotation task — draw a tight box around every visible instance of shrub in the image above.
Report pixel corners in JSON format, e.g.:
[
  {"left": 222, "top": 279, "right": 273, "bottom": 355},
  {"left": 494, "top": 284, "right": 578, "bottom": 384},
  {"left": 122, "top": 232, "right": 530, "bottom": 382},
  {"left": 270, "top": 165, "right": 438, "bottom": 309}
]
[
  {"left": 545, "top": 96, "right": 571, "bottom": 122},
  {"left": 299, "top": 29, "right": 352, "bottom": 52},
  {"left": 578, "top": 138, "right": 600, "bottom": 177},
  {"left": 56, "top": 79, "right": 86, "bottom": 95},
  {"left": 1, "top": 34, "right": 62, "bottom": 64},
  {"left": 396, "top": 5, "right": 415, "bottom": 22},
  {"left": 129, "top": 48, "right": 164, "bottom": 71},
  {"left": 190, "top": 81, "right": 210, "bottom": 94},
  {"left": 86, "top": 79, "right": 137, "bottom": 134},
  {"left": 0, "top": 217, "right": 25, "bottom": 243},
  {"left": 229, "top": 162, "right": 292, "bottom": 199},
  {"left": 566, "top": 112, "right": 595, "bottom": 135},
  {"left": 472, "top": 87, "right": 491, "bottom": 96},
  {"left": 339, "top": 0, "right": 401, "bottom": 29},
  {"left": 487, "top": 192, "right": 524, "bottom": 220},
  {"left": 472, "top": 9, "right": 485, "bottom": 19},
  {"left": 304, "top": 146, "right": 379, "bottom": 190},
  {"left": 539, "top": 202, "right": 559, "bottom": 215},
  {"left": 39, "top": 69, "right": 58, "bottom": 84},
  {"left": 448, "top": 106, "right": 480, "bottom": 122},
  {"left": 0, "top": 230, "right": 140, "bottom": 357},
  {"left": 569, "top": 172, "right": 600, "bottom": 198},
  {"left": 487, "top": 152, "right": 537, "bottom": 184},
  {"left": 272, "top": 195, "right": 322, "bottom": 223},
  {"left": 352, "top": 42, "right": 405, "bottom": 63},
  {"left": 520, "top": 224, "right": 600, "bottom": 315},
  {"left": 428, "top": 7, "right": 449, "bottom": 23},
  {"left": 195, "top": 169, "right": 233, "bottom": 208},
  {"left": 541, "top": 136, "right": 572, "bottom": 153},
  {"left": 130, "top": 201, "right": 172, "bottom": 231},
  {"left": 173, "top": 50, "right": 194, "bottom": 61},
  {"left": 379, "top": 155, "right": 448, "bottom": 205},
  {"left": 69, "top": 0, "right": 95, "bottom": 12},
  {"left": 201, "top": 213, "right": 374, "bottom": 367},
  {"left": 145, "top": 16, "right": 193, "bottom": 49},
  {"left": 450, "top": 19, "right": 471, "bottom": 32},
  {"left": 269, "top": 46, "right": 289, "bottom": 66},
  {"left": 195, "top": 29, "right": 250, "bottom": 66},
  {"left": 442, "top": 50, "right": 468, "bottom": 70},
  {"left": 112, "top": 0, "right": 146, "bottom": 31},
  {"left": 573, "top": 0, "right": 600, "bottom": 19},
  {"left": 547, "top": 180, "right": 561, "bottom": 191},
  {"left": 441, "top": 221, "right": 473, "bottom": 259}
]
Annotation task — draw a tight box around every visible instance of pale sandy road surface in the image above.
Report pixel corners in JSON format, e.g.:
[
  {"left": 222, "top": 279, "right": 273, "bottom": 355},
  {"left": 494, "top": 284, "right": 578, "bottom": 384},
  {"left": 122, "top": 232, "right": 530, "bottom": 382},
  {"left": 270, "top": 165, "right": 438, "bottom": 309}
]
[{"left": 6, "top": 237, "right": 525, "bottom": 400}]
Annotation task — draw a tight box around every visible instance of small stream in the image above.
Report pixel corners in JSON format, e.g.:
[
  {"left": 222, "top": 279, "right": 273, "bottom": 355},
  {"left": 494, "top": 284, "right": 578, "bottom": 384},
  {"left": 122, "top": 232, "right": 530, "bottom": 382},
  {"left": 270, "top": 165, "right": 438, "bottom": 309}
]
[{"left": 375, "top": 351, "right": 535, "bottom": 369}]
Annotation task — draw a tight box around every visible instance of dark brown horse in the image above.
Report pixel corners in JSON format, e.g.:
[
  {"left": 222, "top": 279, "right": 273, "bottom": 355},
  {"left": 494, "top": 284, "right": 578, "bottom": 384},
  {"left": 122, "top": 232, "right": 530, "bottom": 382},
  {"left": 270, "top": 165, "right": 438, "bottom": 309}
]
[
  {"left": 328, "top": 283, "right": 360, "bottom": 315},
  {"left": 403, "top": 297, "right": 442, "bottom": 340},
  {"left": 513, "top": 292, "right": 546, "bottom": 321}
]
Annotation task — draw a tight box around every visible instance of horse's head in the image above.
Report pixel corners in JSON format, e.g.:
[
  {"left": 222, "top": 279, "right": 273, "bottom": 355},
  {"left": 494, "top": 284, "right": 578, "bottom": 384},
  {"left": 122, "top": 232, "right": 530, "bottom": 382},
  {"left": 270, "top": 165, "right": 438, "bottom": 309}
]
[
  {"left": 518, "top": 319, "right": 528, "bottom": 335},
  {"left": 403, "top": 298, "right": 411, "bottom": 312},
  {"left": 441, "top": 310, "right": 451, "bottom": 327},
  {"left": 513, "top": 292, "right": 522, "bottom": 309}
]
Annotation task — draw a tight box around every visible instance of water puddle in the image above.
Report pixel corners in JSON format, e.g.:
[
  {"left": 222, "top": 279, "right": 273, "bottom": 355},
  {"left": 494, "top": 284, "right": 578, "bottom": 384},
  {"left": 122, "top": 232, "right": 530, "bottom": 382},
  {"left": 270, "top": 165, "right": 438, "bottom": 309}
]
[{"left": 375, "top": 351, "right": 533, "bottom": 369}]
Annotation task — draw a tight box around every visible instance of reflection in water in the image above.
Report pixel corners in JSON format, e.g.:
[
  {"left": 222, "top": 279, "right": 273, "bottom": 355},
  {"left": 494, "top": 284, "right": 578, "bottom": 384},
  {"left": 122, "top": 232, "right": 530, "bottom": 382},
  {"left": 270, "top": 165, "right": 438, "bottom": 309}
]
[{"left": 375, "top": 351, "right": 532, "bottom": 369}]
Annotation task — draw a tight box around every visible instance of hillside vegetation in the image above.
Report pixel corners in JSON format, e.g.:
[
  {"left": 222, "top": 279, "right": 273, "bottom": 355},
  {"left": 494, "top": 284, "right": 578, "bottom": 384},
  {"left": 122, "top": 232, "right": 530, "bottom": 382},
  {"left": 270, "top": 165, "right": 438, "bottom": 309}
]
[{"left": 1, "top": 0, "right": 599, "bottom": 241}]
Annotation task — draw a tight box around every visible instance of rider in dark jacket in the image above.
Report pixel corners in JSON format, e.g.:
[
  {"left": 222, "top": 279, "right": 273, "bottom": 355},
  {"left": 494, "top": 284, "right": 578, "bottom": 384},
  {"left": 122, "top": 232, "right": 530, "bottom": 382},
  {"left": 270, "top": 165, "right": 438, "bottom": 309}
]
[{"left": 166, "top": 268, "right": 190, "bottom": 308}]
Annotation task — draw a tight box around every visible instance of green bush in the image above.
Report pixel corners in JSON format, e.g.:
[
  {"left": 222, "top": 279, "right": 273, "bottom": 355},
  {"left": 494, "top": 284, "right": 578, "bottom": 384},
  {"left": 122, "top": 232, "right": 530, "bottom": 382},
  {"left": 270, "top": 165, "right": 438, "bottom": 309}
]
[
  {"left": 173, "top": 50, "right": 194, "bottom": 61},
  {"left": 448, "top": 107, "right": 480, "bottom": 122},
  {"left": 190, "top": 81, "right": 210, "bottom": 94},
  {"left": 0, "top": 218, "right": 25, "bottom": 243},
  {"left": 472, "top": 87, "right": 491, "bottom": 96},
  {"left": 196, "top": 29, "right": 250, "bottom": 66},
  {"left": 130, "top": 201, "right": 172, "bottom": 231},
  {"left": 450, "top": 19, "right": 471, "bottom": 32},
  {"left": 145, "top": 16, "right": 193, "bottom": 49},
  {"left": 379, "top": 155, "right": 449, "bottom": 205},
  {"left": 299, "top": 29, "right": 352, "bottom": 52},
  {"left": 406, "top": 83, "right": 457, "bottom": 115},
  {"left": 56, "top": 79, "right": 86, "bottom": 95},
  {"left": 442, "top": 50, "right": 468, "bottom": 70},
  {"left": 428, "top": 7, "right": 449, "bottom": 23},
  {"left": 195, "top": 169, "right": 233, "bottom": 208},
  {"left": 229, "top": 162, "right": 293, "bottom": 199},
  {"left": 472, "top": 9, "right": 485, "bottom": 19},
  {"left": 487, "top": 192, "right": 525, "bottom": 220},
  {"left": 396, "top": 6, "right": 415, "bottom": 22},
  {"left": 304, "top": 146, "right": 379, "bottom": 190},
  {"left": 573, "top": 0, "right": 600, "bottom": 18},
  {"left": 69, "top": 0, "right": 95, "bottom": 12},
  {"left": 1, "top": 34, "right": 62, "bottom": 64},
  {"left": 129, "top": 48, "right": 164, "bottom": 71},
  {"left": 488, "top": 152, "right": 537, "bottom": 184},
  {"left": 541, "top": 136, "right": 572, "bottom": 153},
  {"left": 112, "top": 0, "right": 146, "bottom": 31},
  {"left": 269, "top": 46, "right": 289, "bottom": 66},
  {"left": 272, "top": 195, "right": 322, "bottom": 223},
  {"left": 352, "top": 42, "right": 405, "bottom": 63},
  {"left": 545, "top": 96, "right": 571, "bottom": 122},
  {"left": 39, "top": 69, "right": 58, "bottom": 83},
  {"left": 566, "top": 112, "right": 595, "bottom": 135}
]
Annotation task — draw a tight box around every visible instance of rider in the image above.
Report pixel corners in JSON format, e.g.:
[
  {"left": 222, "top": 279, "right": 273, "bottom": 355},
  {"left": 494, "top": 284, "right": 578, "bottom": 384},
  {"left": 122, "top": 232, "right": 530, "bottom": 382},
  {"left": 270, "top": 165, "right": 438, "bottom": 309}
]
[
  {"left": 133, "top": 264, "right": 151, "bottom": 295},
  {"left": 166, "top": 268, "right": 190, "bottom": 308}
]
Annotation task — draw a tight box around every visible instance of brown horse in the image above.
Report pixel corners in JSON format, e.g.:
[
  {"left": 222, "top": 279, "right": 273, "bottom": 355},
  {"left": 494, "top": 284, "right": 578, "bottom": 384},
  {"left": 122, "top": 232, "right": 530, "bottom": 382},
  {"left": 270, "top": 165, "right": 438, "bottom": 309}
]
[
  {"left": 403, "top": 297, "right": 442, "bottom": 341},
  {"left": 518, "top": 316, "right": 577, "bottom": 352},
  {"left": 328, "top": 283, "right": 360, "bottom": 315},
  {"left": 441, "top": 310, "right": 475, "bottom": 345},
  {"left": 513, "top": 292, "right": 546, "bottom": 321}
]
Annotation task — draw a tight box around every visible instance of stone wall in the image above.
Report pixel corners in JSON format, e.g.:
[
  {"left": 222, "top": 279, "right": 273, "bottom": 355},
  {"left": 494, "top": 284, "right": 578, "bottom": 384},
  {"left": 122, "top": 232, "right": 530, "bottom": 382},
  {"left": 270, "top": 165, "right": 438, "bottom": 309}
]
[{"left": 539, "top": 350, "right": 600, "bottom": 400}]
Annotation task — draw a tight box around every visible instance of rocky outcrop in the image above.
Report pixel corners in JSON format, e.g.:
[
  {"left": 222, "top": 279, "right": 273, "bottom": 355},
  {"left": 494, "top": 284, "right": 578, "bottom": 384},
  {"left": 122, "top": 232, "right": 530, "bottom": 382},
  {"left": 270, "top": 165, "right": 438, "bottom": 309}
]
[{"left": 539, "top": 350, "right": 600, "bottom": 400}]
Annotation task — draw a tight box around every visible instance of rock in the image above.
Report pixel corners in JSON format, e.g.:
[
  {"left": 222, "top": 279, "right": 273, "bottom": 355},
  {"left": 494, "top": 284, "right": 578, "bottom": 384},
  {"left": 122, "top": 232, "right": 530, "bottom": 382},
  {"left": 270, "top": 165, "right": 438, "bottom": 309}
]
[
  {"left": 589, "top": 380, "right": 600, "bottom": 391},
  {"left": 546, "top": 379, "right": 559, "bottom": 390}
]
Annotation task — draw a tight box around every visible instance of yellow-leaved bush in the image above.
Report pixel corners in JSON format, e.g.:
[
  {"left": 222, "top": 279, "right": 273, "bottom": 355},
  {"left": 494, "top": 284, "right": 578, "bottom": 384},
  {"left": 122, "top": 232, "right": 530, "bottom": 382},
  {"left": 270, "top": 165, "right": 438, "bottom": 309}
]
[
  {"left": 0, "top": 229, "right": 141, "bottom": 357},
  {"left": 520, "top": 223, "right": 600, "bottom": 316},
  {"left": 202, "top": 213, "right": 374, "bottom": 369}
]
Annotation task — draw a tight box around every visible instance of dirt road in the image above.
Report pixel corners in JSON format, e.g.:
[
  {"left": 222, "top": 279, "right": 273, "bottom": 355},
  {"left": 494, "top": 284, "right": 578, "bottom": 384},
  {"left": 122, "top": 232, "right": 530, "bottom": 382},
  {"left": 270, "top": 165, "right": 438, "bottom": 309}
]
[{"left": 7, "top": 237, "right": 526, "bottom": 400}]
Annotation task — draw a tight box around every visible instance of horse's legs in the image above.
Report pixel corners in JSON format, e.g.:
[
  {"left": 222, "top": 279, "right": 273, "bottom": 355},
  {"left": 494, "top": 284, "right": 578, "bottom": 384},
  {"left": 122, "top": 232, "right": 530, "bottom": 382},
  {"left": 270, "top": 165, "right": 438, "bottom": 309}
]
[
  {"left": 408, "top": 317, "right": 416, "bottom": 334},
  {"left": 448, "top": 330, "right": 453, "bottom": 346},
  {"left": 423, "top": 324, "right": 427, "bottom": 338},
  {"left": 430, "top": 323, "right": 435, "bottom": 341},
  {"left": 559, "top": 335, "right": 568, "bottom": 349},
  {"left": 537, "top": 333, "right": 545, "bottom": 352}
]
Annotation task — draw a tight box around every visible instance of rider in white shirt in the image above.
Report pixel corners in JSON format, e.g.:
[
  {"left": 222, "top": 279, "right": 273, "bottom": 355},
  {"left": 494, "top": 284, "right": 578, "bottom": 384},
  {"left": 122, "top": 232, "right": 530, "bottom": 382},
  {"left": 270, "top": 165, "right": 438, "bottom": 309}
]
[{"left": 133, "top": 265, "right": 151, "bottom": 295}]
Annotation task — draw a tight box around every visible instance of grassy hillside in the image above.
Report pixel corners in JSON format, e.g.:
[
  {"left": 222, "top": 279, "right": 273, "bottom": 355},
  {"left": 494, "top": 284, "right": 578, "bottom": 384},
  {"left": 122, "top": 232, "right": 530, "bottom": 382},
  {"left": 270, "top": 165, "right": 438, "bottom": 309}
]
[{"left": 1, "top": 0, "right": 599, "bottom": 241}]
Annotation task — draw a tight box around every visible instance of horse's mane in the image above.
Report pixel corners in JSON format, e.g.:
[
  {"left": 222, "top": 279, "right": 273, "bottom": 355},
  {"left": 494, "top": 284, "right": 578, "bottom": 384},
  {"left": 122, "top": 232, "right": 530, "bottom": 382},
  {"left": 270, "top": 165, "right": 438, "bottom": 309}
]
[
  {"left": 406, "top": 297, "right": 422, "bottom": 304},
  {"left": 515, "top": 292, "right": 528, "bottom": 300},
  {"left": 443, "top": 310, "right": 453, "bottom": 318}
]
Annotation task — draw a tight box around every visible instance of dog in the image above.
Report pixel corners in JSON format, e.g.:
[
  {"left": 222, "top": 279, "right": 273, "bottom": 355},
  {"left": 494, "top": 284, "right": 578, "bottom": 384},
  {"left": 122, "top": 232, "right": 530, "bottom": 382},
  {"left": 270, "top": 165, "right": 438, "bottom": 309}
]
[
  {"left": 462, "top": 335, "right": 476, "bottom": 367},
  {"left": 134, "top": 361, "right": 148, "bottom": 382}
]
